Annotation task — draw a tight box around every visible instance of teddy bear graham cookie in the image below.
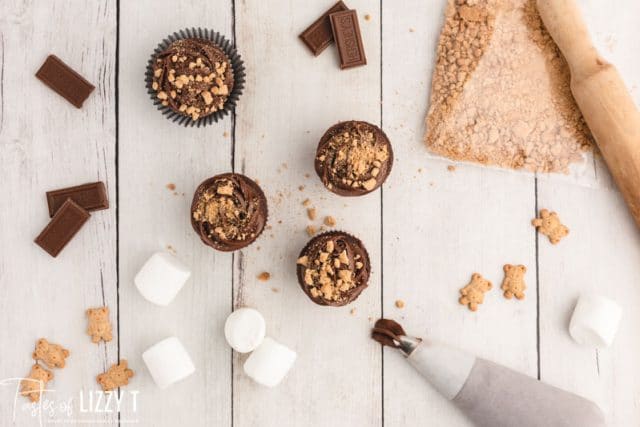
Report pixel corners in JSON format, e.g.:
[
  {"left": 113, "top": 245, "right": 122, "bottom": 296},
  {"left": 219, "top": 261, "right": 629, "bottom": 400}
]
[
  {"left": 532, "top": 209, "right": 569, "bottom": 244},
  {"left": 501, "top": 264, "right": 527, "bottom": 300},
  {"left": 32, "top": 338, "right": 70, "bottom": 369},
  {"left": 97, "top": 360, "right": 134, "bottom": 391},
  {"left": 459, "top": 273, "right": 492, "bottom": 312},
  {"left": 20, "top": 364, "right": 53, "bottom": 402},
  {"left": 86, "top": 306, "right": 113, "bottom": 343}
]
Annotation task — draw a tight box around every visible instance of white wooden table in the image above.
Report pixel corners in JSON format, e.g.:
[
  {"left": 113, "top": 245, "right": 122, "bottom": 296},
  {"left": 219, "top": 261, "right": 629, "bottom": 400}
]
[{"left": 1, "top": 0, "right": 639, "bottom": 425}]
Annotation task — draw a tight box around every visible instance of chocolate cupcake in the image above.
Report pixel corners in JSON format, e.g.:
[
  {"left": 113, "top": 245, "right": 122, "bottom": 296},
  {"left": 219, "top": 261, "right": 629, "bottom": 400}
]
[
  {"left": 146, "top": 28, "right": 245, "bottom": 126},
  {"left": 190, "top": 173, "right": 267, "bottom": 252},
  {"left": 296, "top": 231, "right": 371, "bottom": 306},
  {"left": 315, "top": 121, "right": 394, "bottom": 196}
]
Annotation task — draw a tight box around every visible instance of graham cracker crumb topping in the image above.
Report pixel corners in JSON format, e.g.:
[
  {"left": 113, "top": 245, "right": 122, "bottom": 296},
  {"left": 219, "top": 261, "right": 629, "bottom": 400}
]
[
  {"left": 152, "top": 39, "right": 234, "bottom": 121},
  {"left": 317, "top": 122, "right": 391, "bottom": 193},
  {"left": 300, "top": 234, "right": 368, "bottom": 304},
  {"left": 193, "top": 178, "right": 261, "bottom": 243}
]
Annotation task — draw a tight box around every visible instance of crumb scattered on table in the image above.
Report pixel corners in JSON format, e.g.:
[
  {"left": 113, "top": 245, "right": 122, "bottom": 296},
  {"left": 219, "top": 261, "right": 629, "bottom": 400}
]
[
  {"left": 257, "top": 272, "right": 271, "bottom": 282},
  {"left": 223, "top": 131, "right": 229, "bottom": 138},
  {"left": 166, "top": 183, "right": 176, "bottom": 191},
  {"left": 447, "top": 165, "right": 456, "bottom": 172},
  {"left": 350, "top": 308, "right": 357, "bottom": 316},
  {"left": 364, "top": 14, "right": 371, "bottom": 21},
  {"left": 307, "top": 208, "right": 317, "bottom": 221},
  {"left": 324, "top": 216, "right": 336, "bottom": 227},
  {"left": 298, "top": 185, "right": 305, "bottom": 191},
  {"left": 306, "top": 225, "right": 317, "bottom": 237},
  {"left": 302, "top": 198, "right": 311, "bottom": 207},
  {"left": 395, "top": 299, "right": 405, "bottom": 309}
]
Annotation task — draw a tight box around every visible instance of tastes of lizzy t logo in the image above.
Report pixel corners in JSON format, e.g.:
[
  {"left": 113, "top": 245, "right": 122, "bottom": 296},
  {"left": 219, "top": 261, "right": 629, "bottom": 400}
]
[{"left": 0, "top": 378, "right": 139, "bottom": 425}]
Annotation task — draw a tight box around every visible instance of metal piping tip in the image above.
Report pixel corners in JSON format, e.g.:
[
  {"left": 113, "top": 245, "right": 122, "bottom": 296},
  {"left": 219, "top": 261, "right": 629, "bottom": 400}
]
[{"left": 398, "top": 335, "right": 423, "bottom": 357}]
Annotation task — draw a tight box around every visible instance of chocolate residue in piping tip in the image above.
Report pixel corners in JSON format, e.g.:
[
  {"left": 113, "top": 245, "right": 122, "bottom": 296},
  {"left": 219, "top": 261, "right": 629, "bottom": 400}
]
[{"left": 371, "top": 318, "right": 406, "bottom": 348}]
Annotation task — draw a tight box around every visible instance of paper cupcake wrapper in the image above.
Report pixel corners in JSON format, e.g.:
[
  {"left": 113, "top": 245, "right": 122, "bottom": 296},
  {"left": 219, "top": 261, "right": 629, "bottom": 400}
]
[
  {"left": 145, "top": 27, "right": 246, "bottom": 127},
  {"left": 296, "top": 230, "right": 371, "bottom": 307}
]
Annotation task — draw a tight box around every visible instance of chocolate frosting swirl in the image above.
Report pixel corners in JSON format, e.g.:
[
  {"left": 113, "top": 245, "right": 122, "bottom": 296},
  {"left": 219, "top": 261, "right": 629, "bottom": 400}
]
[
  {"left": 315, "top": 121, "right": 394, "bottom": 197},
  {"left": 296, "top": 231, "right": 371, "bottom": 306},
  {"left": 153, "top": 38, "right": 234, "bottom": 121},
  {"left": 190, "top": 173, "right": 267, "bottom": 252}
]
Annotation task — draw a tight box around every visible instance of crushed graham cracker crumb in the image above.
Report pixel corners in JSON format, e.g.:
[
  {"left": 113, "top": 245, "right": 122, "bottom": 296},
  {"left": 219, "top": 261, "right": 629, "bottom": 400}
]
[
  {"left": 316, "top": 121, "right": 392, "bottom": 195},
  {"left": 192, "top": 176, "right": 265, "bottom": 245},
  {"left": 299, "top": 233, "right": 369, "bottom": 305},
  {"left": 307, "top": 208, "right": 317, "bottom": 221},
  {"left": 306, "top": 225, "right": 317, "bottom": 237},
  {"left": 151, "top": 39, "right": 233, "bottom": 121},
  {"left": 166, "top": 183, "right": 176, "bottom": 191},
  {"left": 257, "top": 272, "right": 271, "bottom": 282},
  {"left": 395, "top": 300, "right": 405, "bottom": 309},
  {"left": 324, "top": 216, "right": 337, "bottom": 227}
]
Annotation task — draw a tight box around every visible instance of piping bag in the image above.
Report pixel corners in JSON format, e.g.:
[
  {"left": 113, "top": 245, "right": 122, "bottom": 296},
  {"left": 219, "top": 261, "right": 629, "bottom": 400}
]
[{"left": 372, "top": 319, "right": 605, "bottom": 427}]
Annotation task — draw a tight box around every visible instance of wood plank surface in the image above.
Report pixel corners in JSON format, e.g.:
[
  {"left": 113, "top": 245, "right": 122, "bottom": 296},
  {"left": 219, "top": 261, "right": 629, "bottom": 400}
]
[
  {"left": 231, "top": 1, "right": 382, "bottom": 426},
  {"left": 118, "top": 1, "right": 233, "bottom": 425},
  {"left": 0, "top": 1, "right": 117, "bottom": 424},
  {"left": 537, "top": 1, "right": 640, "bottom": 425},
  {"left": 1, "top": 0, "right": 639, "bottom": 426},
  {"left": 381, "top": 1, "right": 537, "bottom": 426}
]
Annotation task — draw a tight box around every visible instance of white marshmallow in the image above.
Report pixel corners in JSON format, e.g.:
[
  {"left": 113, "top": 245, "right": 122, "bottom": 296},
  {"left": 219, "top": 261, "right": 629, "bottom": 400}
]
[
  {"left": 569, "top": 294, "right": 623, "bottom": 348},
  {"left": 243, "top": 337, "right": 296, "bottom": 387},
  {"left": 135, "top": 252, "right": 191, "bottom": 306},
  {"left": 142, "top": 336, "right": 195, "bottom": 389},
  {"left": 225, "top": 308, "right": 266, "bottom": 353}
]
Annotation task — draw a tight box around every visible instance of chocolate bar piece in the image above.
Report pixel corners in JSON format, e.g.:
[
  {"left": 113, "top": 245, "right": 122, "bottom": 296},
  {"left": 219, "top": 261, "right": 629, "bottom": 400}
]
[
  {"left": 299, "top": 1, "right": 349, "bottom": 56},
  {"left": 330, "top": 10, "right": 367, "bottom": 69},
  {"left": 35, "top": 55, "right": 95, "bottom": 108},
  {"left": 46, "top": 182, "right": 109, "bottom": 217},
  {"left": 35, "top": 199, "right": 90, "bottom": 257}
]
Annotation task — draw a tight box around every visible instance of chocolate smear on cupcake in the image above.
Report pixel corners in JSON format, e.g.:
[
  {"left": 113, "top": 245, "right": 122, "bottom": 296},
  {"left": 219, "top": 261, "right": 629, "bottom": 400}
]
[
  {"left": 151, "top": 38, "right": 234, "bottom": 122},
  {"left": 191, "top": 173, "right": 267, "bottom": 252},
  {"left": 315, "top": 121, "right": 393, "bottom": 196},
  {"left": 296, "top": 231, "right": 371, "bottom": 306}
]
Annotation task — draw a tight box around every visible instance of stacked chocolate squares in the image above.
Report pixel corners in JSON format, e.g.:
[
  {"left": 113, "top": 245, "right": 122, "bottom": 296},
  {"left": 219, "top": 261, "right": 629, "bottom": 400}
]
[
  {"left": 35, "top": 182, "right": 109, "bottom": 257},
  {"left": 299, "top": 1, "right": 366, "bottom": 69}
]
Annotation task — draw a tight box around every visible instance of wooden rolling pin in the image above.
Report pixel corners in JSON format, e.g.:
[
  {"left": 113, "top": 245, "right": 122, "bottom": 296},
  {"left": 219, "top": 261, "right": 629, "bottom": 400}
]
[{"left": 537, "top": 0, "right": 640, "bottom": 228}]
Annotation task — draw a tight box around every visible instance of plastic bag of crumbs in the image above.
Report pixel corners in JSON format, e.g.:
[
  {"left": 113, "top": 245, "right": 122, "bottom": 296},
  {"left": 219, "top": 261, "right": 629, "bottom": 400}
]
[{"left": 424, "top": 0, "right": 595, "bottom": 176}]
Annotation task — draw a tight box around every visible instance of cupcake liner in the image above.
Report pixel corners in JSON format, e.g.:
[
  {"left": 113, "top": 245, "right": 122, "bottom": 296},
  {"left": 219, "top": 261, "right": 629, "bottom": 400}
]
[
  {"left": 190, "top": 173, "right": 268, "bottom": 252},
  {"left": 296, "top": 230, "right": 371, "bottom": 307},
  {"left": 145, "top": 27, "right": 246, "bottom": 127}
]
